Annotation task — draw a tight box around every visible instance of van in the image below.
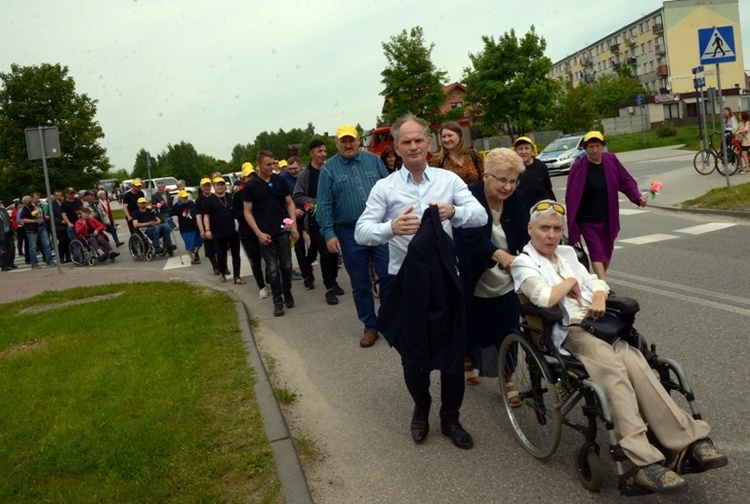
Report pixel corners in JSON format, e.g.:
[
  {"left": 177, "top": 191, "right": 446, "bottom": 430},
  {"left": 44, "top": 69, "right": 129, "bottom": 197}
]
[{"left": 97, "top": 179, "right": 119, "bottom": 200}]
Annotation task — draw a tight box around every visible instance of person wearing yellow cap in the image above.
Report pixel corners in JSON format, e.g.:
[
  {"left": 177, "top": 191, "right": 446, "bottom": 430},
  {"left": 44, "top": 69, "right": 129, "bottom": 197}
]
[
  {"left": 514, "top": 136, "right": 556, "bottom": 212},
  {"left": 132, "top": 196, "right": 176, "bottom": 255},
  {"left": 566, "top": 131, "right": 647, "bottom": 280},
  {"left": 169, "top": 189, "right": 203, "bottom": 264},
  {"left": 195, "top": 176, "right": 221, "bottom": 274},
  {"left": 276, "top": 159, "right": 288, "bottom": 174},
  {"left": 121, "top": 177, "right": 147, "bottom": 233},
  {"left": 316, "top": 124, "right": 391, "bottom": 346},
  {"left": 235, "top": 162, "right": 269, "bottom": 298},
  {"left": 202, "top": 176, "right": 243, "bottom": 284}
]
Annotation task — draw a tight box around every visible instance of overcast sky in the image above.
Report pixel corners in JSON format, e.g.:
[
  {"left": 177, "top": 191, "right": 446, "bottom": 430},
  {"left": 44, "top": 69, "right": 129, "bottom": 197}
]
[{"left": 1, "top": 0, "right": 748, "bottom": 171}]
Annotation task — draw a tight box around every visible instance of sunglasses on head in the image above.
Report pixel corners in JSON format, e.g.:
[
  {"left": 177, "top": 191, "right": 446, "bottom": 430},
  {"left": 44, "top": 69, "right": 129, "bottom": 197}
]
[{"left": 532, "top": 201, "right": 565, "bottom": 215}]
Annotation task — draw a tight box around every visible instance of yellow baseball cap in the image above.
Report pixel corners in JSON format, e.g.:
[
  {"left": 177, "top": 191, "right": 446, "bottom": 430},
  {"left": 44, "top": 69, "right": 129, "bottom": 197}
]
[
  {"left": 177, "top": 190, "right": 189, "bottom": 198},
  {"left": 336, "top": 124, "right": 358, "bottom": 139},
  {"left": 132, "top": 178, "right": 143, "bottom": 187},
  {"left": 277, "top": 160, "right": 288, "bottom": 168},
  {"left": 582, "top": 131, "right": 605, "bottom": 146},
  {"left": 213, "top": 176, "right": 226, "bottom": 184},
  {"left": 200, "top": 177, "right": 212, "bottom": 186},
  {"left": 241, "top": 162, "right": 255, "bottom": 178},
  {"left": 137, "top": 197, "right": 147, "bottom": 204}
]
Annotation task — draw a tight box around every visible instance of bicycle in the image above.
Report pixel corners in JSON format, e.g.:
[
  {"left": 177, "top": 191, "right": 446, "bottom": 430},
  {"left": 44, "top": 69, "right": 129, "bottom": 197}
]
[{"left": 693, "top": 132, "right": 742, "bottom": 176}]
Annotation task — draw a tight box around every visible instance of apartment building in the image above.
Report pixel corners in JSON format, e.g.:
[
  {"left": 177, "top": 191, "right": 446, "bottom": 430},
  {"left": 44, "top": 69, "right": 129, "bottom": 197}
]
[{"left": 550, "top": 0, "right": 745, "bottom": 96}]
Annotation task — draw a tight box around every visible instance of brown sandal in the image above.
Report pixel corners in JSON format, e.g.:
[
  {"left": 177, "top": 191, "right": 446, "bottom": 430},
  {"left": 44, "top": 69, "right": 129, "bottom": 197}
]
[{"left": 233, "top": 277, "right": 246, "bottom": 285}]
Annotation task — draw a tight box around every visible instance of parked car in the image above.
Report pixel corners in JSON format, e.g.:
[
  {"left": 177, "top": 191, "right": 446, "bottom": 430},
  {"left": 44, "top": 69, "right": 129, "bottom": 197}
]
[{"left": 537, "top": 134, "right": 586, "bottom": 175}]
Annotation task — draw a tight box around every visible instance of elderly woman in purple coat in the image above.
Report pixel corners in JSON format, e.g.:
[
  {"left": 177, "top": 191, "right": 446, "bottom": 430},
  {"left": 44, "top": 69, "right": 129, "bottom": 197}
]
[{"left": 565, "top": 131, "right": 647, "bottom": 280}]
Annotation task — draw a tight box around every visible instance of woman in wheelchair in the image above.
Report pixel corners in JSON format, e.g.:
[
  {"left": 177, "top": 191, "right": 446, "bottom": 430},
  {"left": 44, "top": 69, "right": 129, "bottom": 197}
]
[
  {"left": 510, "top": 200, "right": 727, "bottom": 495},
  {"left": 74, "top": 206, "right": 119, "bottom": 261}
]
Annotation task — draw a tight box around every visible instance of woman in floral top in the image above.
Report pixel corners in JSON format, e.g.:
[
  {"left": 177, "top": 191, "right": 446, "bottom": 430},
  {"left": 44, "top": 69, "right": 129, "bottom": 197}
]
[{"left": 430, "top": 121, "right": 484, "bottom": 184}]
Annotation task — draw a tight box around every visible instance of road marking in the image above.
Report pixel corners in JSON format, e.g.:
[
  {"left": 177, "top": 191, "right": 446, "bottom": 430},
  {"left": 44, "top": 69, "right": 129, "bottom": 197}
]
[
  {"left": 674, "top": 222, "right": 737, "bottom": 234},
  {"left": 163, "top": 255, "right": 191, "bottom": 270},
  {"left": 619, "top": 209, "right": 648, "bottom": 216},
  {"left": 617, "top": 234, "right": 680, "bottom": 245},
  {"left": 607, "top": 272, "right": 750, "bottom": 317}
]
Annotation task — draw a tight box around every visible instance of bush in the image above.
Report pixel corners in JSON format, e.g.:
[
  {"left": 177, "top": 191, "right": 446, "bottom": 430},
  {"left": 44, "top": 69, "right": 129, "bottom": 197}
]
[{"left": 655, "top": 122, "right": 677, "bottom": 137}]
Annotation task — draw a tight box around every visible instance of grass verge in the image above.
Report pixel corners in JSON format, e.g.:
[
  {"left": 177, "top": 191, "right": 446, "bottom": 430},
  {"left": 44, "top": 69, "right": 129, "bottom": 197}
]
[
  {"left": 682, "top": 180, "right": 750, "bottom": 212},
  {"left": 0, "top": 282, "right": 282, "bottom": 503}
]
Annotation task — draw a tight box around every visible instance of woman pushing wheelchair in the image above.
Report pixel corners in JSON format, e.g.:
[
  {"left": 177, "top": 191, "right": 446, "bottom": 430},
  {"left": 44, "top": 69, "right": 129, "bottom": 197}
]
[{"left": 510, "top": 200, "right": 727, "bottom": 496}]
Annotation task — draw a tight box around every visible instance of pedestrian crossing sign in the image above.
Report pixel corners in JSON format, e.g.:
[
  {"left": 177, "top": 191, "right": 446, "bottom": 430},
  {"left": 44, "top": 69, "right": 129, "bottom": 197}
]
[{"left": 698, "top": 26, "right": 736, "bottom": 65}]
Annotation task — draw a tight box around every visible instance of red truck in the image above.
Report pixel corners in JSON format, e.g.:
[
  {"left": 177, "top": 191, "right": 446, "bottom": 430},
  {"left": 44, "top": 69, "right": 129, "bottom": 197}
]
[{"left": 363, "top": 119, "right": 474, "bottom": 157}]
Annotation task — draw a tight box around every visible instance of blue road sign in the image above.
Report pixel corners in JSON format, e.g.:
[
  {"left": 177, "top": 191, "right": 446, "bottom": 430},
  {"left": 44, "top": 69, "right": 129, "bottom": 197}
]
[
  {"left": 636, "top": 94, "right": 643, "bottom": 106},
  {"left": 698, "top": 26, "right": 736, "bottom": 65},
  {"left": 692, "top": 65, "right": 704, "bottom": 75},
  {"left": 693, "top": 77, "right": 706, "bottom": 89}
]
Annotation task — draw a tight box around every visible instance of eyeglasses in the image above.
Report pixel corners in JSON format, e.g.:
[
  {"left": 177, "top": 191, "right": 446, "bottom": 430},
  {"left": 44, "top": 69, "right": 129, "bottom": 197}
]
[
  {"left": 486, "top": 172, "right": 519, "bottom": 188},
  {"left": 532, "top": 201, "right": 566, "bottom": 215}
]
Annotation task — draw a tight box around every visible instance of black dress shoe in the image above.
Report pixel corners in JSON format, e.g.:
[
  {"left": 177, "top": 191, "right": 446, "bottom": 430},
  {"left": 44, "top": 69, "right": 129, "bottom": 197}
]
[
  {"left": 441, "top": 420, "right": 473, "bottom": 449},
  {"left": 332, "top": 282, "right": 345, "bottom": 296},
  {"left": 411, "top": 405, "right": 430, "bottom": 443}
]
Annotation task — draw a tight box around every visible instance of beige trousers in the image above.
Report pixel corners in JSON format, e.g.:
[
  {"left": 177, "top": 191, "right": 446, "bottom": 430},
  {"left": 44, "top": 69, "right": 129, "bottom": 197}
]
[{"left": 563, "top": 327, "right": 710, "bottom": 466}]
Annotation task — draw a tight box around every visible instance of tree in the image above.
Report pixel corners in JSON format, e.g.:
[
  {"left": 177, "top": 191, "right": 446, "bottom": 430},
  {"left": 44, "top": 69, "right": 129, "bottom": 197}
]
[
  {"left": 0, "top": 63, "right": 110, "bottom": 201},
  {"left": 554, "top": 67, "right": 646, "bottom": 133},
  {"left": 463, "top": 26, "right": 561, "bottom": 140},
  {"left": 380, "top": 27, "right": 448, "bottom": 125},
  {"left": 229, "top": 123, "right": 317, "bottom": 168}
]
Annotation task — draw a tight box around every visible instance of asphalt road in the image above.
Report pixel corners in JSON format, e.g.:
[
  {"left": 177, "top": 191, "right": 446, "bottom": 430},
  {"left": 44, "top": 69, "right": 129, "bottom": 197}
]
[{"left": 11, "top": 148, "right": 747, "bottom": 503}]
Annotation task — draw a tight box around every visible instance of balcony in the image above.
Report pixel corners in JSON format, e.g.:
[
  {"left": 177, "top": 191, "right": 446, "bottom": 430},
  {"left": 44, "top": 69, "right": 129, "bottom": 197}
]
[
  {"left": 612, "top": 62, "right": 622, "bottom": 71},
  {"left": 610, "top": 43, "right": 620, "bottom": 53},
  {"left": 627, "top": 57, "right": 637, "bottom": 66},
  {"left": 627, "top": 36, "right": 637, "bottom": 47},
  {"left": 655, "top": 44, "right": 666, "bottom": 56},
  {"left": 580, "top": 56, "right": 592, "bottom": 68},
  {"left": 652, "top": 23, "right": 663, "bottom": 34},
  {"left": 656, "top": 64, "right": 669, "bottom": 76}
]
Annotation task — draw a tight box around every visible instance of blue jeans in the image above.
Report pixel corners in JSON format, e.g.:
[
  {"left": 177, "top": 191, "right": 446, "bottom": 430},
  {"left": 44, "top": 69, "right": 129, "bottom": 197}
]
[
  {"left": 27, "top": 224, "right": 53, "bottom": 266},
  {"left": 260, "top": 233, "right": 292, "bottom": 305},
  {"left": 145, "top": 223, "right": 173, "bottom": 249},
  {"left": 335, "top": 225, "right": 392, "bottom": 332}
]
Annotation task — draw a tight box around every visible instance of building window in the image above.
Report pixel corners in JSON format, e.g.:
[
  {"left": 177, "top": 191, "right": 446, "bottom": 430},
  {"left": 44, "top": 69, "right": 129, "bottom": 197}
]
[
  {"left": 645, "top": 19, "right": 650, "bottom": 30},
  {"left": 663, "top": 103, "right": 679, "bottom": 119},
  {"left": 647, "top": 40, "right": 652, "bottom": 52},
  {"left": 450, "top": 102, "right": 463, "bottom": 109},
  {"left": 655, "top": 14, "right": 662, "bottom": 25}
]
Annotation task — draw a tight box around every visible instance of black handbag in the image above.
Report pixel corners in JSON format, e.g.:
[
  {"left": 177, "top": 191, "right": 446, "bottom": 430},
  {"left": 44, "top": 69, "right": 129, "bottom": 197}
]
[{"left": 577, "top": 308, "right": 631, "bottom": 345}]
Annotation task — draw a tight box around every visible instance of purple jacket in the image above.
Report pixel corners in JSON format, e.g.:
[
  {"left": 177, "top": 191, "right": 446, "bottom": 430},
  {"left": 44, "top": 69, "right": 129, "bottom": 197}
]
[{"left": 565, "top": 152, "right": 642, "bottom": 245}]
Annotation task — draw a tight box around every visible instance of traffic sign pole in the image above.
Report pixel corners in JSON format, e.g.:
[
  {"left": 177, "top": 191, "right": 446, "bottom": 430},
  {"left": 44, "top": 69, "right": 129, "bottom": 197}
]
[{"left": 715, "top": 64, "right": 730, "bottom": 188}]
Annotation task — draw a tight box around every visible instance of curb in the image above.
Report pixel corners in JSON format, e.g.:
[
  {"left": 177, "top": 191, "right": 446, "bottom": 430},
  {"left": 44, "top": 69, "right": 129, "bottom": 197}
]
[
  {"left": 230, "top": 293, "right": 313, "bottom": 504},
  {"left": 649, "top": 203, "right": 750, "bottom": 219}
]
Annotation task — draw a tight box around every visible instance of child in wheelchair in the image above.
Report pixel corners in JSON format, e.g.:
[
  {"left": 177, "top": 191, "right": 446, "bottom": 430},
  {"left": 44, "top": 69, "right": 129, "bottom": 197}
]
[
  {"left": 510, "top": 200, "right": 727, "bottom": 496},
  {"left": 74, "top": 206, "right": 119, "bottom": 261}
]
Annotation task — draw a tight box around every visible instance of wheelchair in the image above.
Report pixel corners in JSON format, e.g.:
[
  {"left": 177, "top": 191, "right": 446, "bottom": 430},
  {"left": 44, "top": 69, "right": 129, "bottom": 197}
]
[
  {"left": 128, "top": 228, "right": 172, "bottom": 262},
  {"left": 69, "top": 234, "right": 117, "bottom": 266},
  {"left": 497, "top": 295, "right": 705, "bottom": 496}
]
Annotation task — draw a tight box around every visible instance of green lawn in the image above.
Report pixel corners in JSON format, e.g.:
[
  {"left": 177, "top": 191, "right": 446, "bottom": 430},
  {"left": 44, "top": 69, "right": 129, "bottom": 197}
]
[
  {"left": 0, "top": 282, "right": 281, "bottom": 503},
  {"left": 682, "top": 180, "right": 750, "bottom": 212}
]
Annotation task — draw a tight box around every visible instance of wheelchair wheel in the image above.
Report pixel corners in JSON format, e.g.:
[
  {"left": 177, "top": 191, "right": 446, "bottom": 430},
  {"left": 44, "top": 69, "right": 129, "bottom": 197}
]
[
  {"left": 146, "top": 251, "right": 154, "bottom": 261},
  {"left": 129, "top": 234, "right": 145, "bottom": 261},
  {"left": 498, "top": 332, "right": 562, "bottom": 459},
  {"left": 87, "top": 256, "right": 96, "bottom": 267},
  {"left": 69, "top": 240, "right": 87, "bottom": 266},
  {"left": 575, "top": 444, "right": 603, "bottom": 492}
]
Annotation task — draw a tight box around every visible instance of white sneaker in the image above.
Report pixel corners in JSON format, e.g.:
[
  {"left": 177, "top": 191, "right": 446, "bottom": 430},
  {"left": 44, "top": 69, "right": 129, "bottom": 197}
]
[{"left": 259, "top": 286, "right": 270, "bottom": 299}]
